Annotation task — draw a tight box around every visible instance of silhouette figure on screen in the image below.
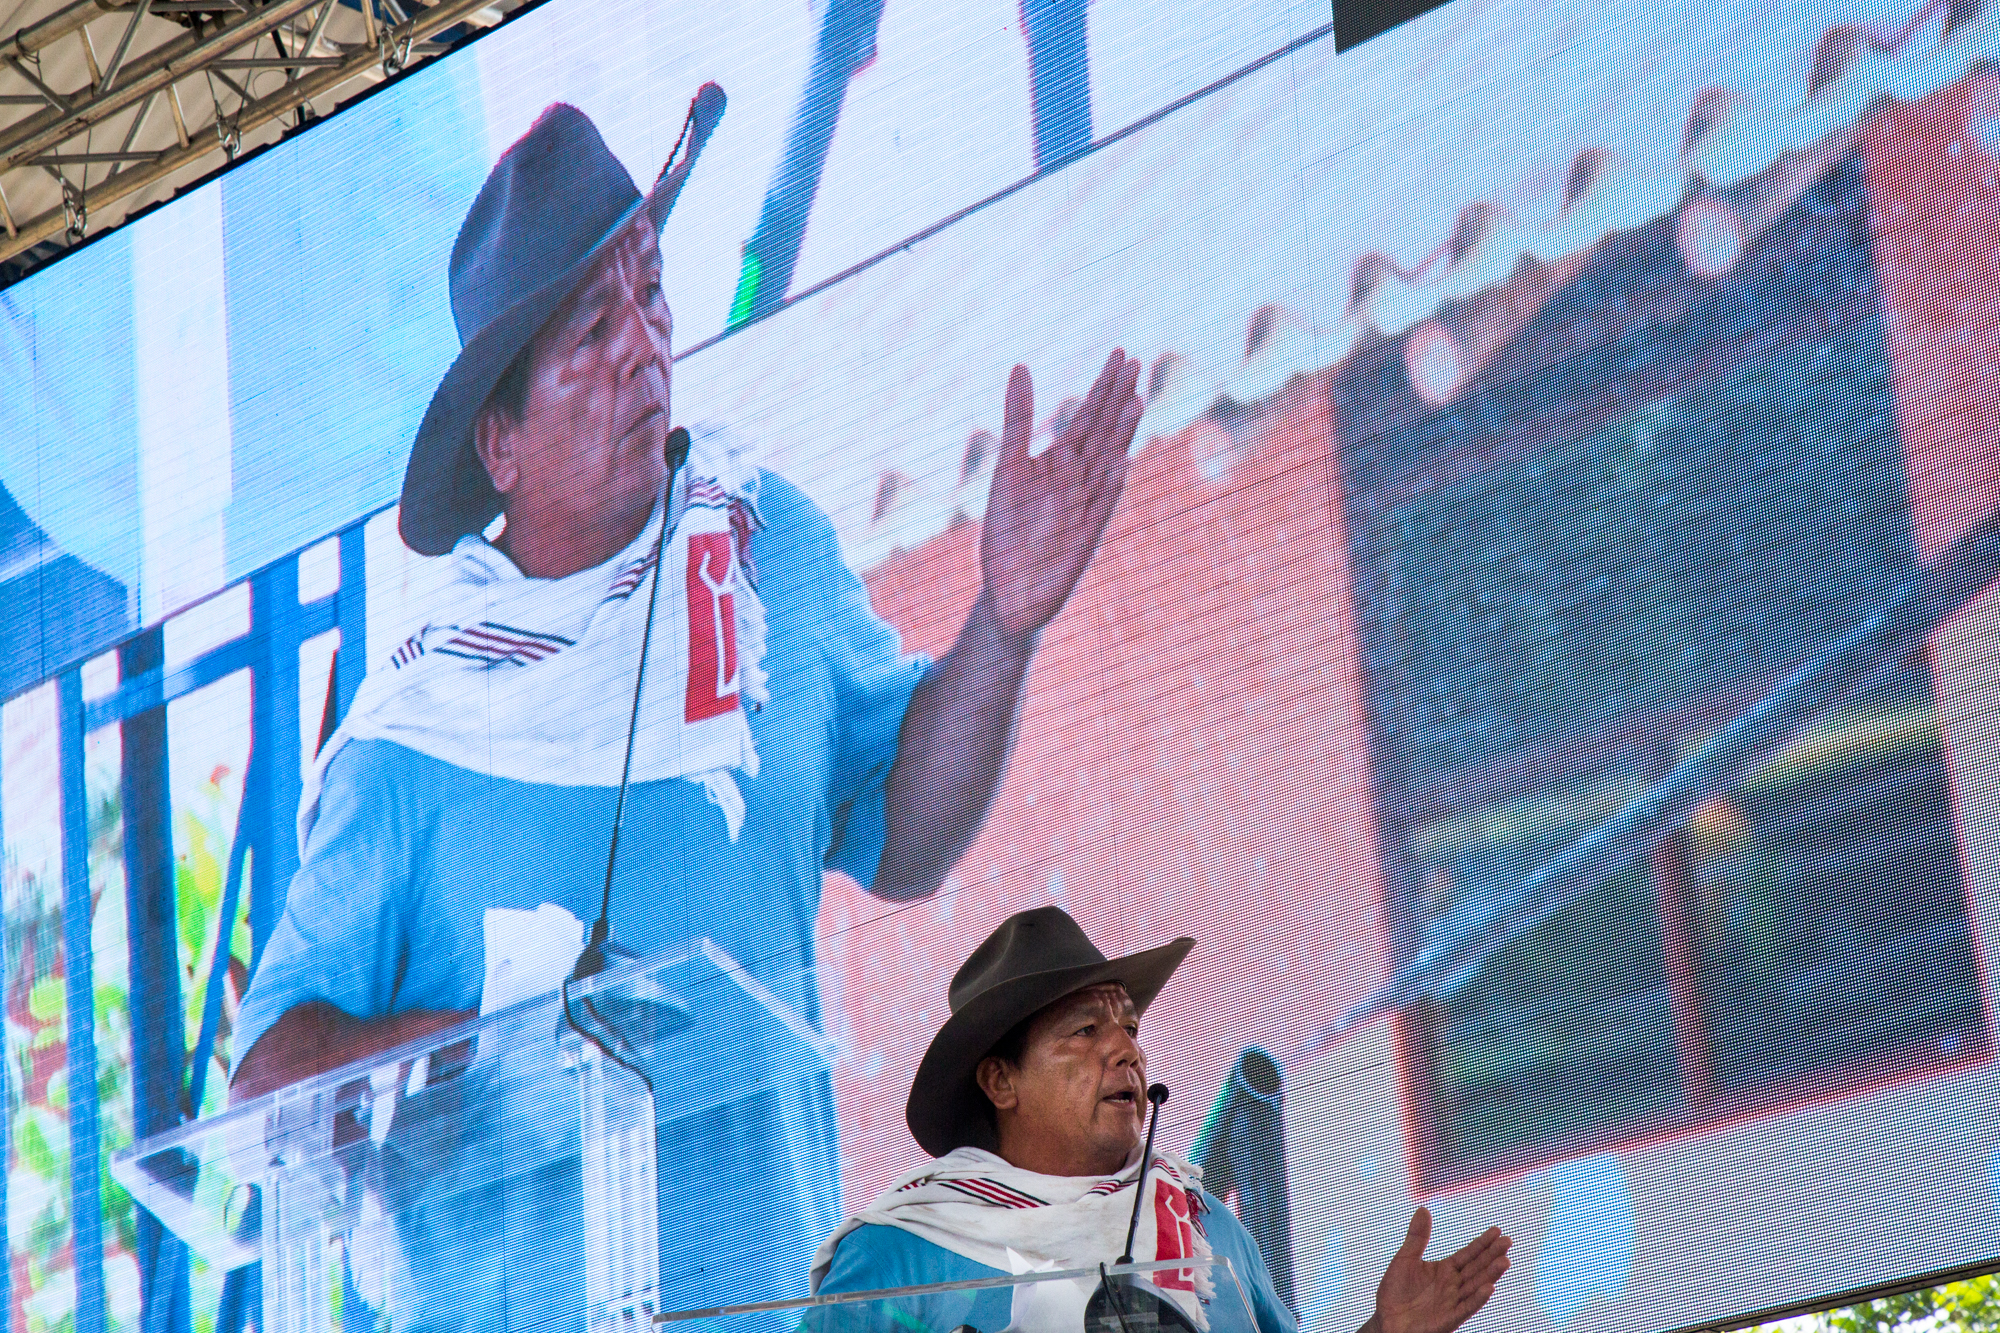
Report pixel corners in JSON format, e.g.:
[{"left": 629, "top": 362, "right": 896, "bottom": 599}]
[
  {"left": 226, "top": 88, "right": 1144, "bottom": 1333},
  {"left": 1191, "top": 1049, "right": 1296, "bottom": 1307},
  {"left": 810, "top": 907, "right": 1514, "bottom": 1333}
]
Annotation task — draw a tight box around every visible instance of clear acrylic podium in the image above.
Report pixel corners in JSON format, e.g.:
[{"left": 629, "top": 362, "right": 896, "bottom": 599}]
[
  {"left": 658, "top": 1258, "right": 1258, "bottom": 1333},
  {"left": 111, "top": 939, "right": 832, "bottom": 1333}
]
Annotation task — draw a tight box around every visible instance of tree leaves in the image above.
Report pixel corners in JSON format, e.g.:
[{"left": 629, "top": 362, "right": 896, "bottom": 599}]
[{"left": 1820, "top": 1277, "right": 2000, "bottom": 1333}]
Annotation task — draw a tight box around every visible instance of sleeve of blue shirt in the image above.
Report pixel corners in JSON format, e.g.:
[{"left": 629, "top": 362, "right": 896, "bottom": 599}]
[
  {"left": 232, "top": 740, "right": 424, "bottom": 1071},
  {"left": 755, "top": 472, "right": 929, "bottom": 890}
]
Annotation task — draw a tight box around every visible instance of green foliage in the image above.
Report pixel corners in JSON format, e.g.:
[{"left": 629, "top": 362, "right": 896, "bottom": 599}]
[
  {"left": 1817, "top": 1277, "right": 2000, "bottom": 1333},
  {"left": 5, "top": 743, "right": 250, "bottom": 1333},
  {"left": 27, "top": 978, "right": 63, "bottom": 1023},
  {"left": 173, "top": 779, "right": 250, "bottom": 1108},
  {"left": 17, "top": 1112, "right": 59, "bottom": 1182},
  {"left": 103, "top": 1172, "right": 140, "bottom": 1258}
]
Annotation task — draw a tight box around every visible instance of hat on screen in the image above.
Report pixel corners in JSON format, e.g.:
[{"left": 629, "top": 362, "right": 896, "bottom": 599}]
[
  {"left": 906, "top": 906, "right": 1194, "bottom": 1157},
  {"left": 399, "top": 88, "right": 725, "bottom": 557}
]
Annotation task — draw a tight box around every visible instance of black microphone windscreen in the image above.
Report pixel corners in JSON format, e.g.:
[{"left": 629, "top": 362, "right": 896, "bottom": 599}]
[
  {"left": 666, "top": 425, "right": 691, "bottom": 468},
  {"left": 1148, "top": 1083, "right": 1169, "bottom": 1105}
]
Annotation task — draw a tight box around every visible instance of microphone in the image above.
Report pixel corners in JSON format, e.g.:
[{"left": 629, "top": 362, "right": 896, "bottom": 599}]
[
  {"left": 1088, "top": 1085, "right": 1195, "bottom": 1333},
  {"left": 1117, "top": 1084, "right": 1170, "bottom": 1265},
  {"left": 664, "top": 423, "right": 692, "bottom": 475},
  {"left": 572, "top": 424, "right": 692, "bottom": 984}
]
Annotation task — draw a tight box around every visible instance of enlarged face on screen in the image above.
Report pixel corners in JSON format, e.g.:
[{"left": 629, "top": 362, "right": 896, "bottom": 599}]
[
  {"left": 473, "top": 220, "right": 673, "bottom": 576},
  {"left": 978, "top": 983, "right": 1149, "bottom": 1172}
]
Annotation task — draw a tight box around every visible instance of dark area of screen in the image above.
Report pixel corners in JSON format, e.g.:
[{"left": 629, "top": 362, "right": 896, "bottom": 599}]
[
  {"left": 1334, "top": 0, "right": 1453, "bottom": 51},
  {"left": 0, "top": 485, "right": 131, "bottom": 700},
  {"left": 1332, "top": 153, "right": 1989, "bottom": 1192}
]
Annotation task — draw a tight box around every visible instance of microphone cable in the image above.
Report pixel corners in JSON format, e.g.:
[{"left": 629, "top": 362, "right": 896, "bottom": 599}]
[{"left": 561, "top": 424, "right": 693, "bottom": 1093}]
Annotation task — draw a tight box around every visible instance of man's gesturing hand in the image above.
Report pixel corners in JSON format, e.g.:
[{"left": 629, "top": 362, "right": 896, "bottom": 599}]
[
  {"left": 1373, "top": 1208, "right": 1512, "bottom": 1333},
  {"left": 981, "top": 351, "right": 1142, "bottom": 636}
]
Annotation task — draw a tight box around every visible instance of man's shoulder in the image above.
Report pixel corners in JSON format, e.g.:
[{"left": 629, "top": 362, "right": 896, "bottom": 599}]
[
  {"left": 1192, "top": 1186, "right": 1236, "bottom": 1221},
  {"left": 308, "top": 738, "right": 494, "bottom": 837},
  {"left": 1191, "top": 1187, "right": 1261, "bottom": 1256},
  {"left": 751, "top": 466, "right": 807, "bottom": 508},
  {"left": 819, "top": 1222, "right": 998, "bottom": 1294},
  {"left": 742, "top": 469, "right": 877, "bottom": 605},
  {"left": 1192, "top": 1184, "right": 1256, "bottom": 1240},
  {"left": 750, "top": 469, "right": 834, "bottom": 543},
  {"left": 322, "top": 737, "right": 470, "bottom": 792}
]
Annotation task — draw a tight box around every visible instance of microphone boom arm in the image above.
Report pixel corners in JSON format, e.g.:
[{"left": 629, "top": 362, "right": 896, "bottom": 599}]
[{"left": 1119, "top": 1084, "right": 1170, "bottom": 1265}]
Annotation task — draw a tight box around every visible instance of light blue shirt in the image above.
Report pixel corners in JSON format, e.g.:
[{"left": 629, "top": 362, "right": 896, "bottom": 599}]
[
  {"left": 814, "top": 1191, "right": 1299, "bottom": 1333},
  {"left": 236, "top": 473, "right": 927, "bottom": 1333}
]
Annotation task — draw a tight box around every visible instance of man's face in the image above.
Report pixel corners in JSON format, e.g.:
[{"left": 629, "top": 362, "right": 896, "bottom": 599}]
[
  {"left": 979, "top": 983, "right": 1147, "bottom": 1176},
  {"left": 474, "top": 219, "right": 673, "bottom": 571}
]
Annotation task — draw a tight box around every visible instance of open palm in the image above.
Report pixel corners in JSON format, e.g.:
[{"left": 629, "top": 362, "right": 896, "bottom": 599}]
[
  {"left": 980, "top": 350, "right": 1141, "bottom": 636},
  {"left": 1375, "top": 1208, "right": 1513, "bottom": 1333}
]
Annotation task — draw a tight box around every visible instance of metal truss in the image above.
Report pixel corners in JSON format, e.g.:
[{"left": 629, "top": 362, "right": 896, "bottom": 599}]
[{"left": 0, "top": 0, "right": 515, "bottom": 284}]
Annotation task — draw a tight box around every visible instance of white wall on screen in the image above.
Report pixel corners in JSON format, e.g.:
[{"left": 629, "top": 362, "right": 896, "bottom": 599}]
[{"left": 132, "top": 187, "right": 231, "bottom": 626}]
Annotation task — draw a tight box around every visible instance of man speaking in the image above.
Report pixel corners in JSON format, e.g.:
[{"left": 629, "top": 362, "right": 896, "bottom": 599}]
[
  {"left": 813, "top": 908, "right": 1513, "bottom": 1333},
  {"left": 230, "top": 92, "right": 1144, "bottom": 1331}
]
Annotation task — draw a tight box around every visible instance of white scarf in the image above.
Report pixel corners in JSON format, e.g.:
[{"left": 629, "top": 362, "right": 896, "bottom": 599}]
[
  {"left": 301, "top": 424, "right": 769, "bottom": 851},
  {"left": 810, "top": 1147, "right": 1216, "bottom": 1331}
]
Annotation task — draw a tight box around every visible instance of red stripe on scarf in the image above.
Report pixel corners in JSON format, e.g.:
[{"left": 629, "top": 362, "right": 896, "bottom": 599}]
[{"left": 944, "top": 1178, "right": 1046, "bottom": 1209}]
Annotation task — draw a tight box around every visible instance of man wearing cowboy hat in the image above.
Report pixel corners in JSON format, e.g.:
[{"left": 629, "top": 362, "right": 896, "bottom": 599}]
[
  {"left": 812, "top": 908, "right": 1513, "bottom": 1333},
  {"left": 231, "top": 93, "right": 1144, "bottom": 1332}
]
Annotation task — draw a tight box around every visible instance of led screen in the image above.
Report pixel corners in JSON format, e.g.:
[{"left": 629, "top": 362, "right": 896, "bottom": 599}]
[{"left": 4, "top": 0, "right": 2000, "bottom": 1331}]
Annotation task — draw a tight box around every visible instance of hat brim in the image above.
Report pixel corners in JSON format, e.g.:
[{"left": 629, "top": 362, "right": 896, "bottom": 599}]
[
  {"left": 399, "top": 86, "right": 724, "bottom": 557},
  {"left": 905, "top": 936, "right": 1194, "bottom": 1158}
]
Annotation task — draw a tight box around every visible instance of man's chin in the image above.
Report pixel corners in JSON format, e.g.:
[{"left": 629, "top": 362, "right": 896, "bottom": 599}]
[
  {"left": 1094, "top": 1112, "right": 1145, "bottom": 1157},
  {"left": 621, "top": 412, "right": 669, "bottom": 456},
  {"left": 604, "top": 445, "right": 670, "bottom": 503}
]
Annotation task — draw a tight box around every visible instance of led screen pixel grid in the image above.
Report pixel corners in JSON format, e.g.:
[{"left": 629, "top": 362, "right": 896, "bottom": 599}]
[{"left": 3, "top": 0, "right": 2000, "bottom": 1331}]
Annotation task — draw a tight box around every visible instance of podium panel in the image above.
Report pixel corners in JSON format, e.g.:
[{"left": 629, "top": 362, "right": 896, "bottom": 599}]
[
  {"left": 111, "top": 940, "right": 832, "bottom": 1333},
  {"left": 660, "top": 1258, "right": 1259, "bottom": 1333}
]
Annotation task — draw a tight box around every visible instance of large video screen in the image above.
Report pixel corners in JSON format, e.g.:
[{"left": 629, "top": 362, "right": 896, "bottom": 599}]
[{"left": 5, "top": 0, "right": 2000, "bottom": 1329}]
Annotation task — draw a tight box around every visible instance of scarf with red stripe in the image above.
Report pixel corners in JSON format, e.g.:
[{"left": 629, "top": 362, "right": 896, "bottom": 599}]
[
  {"left": 300, "top": 424, "right": 768, "bottom": 849},
  {"left": 809, "top": 1146, "right": 1215, "bottom": 1330}
]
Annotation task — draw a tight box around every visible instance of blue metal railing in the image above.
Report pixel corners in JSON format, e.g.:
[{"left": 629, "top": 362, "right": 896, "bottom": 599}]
[
  {"left": 7, "top": 516, "right": 369, "bottom": 1333},
  {"left": 56, "top": 671, "right": 108, "bottom": 1333}
]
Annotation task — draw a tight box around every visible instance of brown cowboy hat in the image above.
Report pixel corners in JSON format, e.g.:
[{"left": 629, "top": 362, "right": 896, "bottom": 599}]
[
  {"left": 906, "top": 906, "right": 1194, "bottom": 1157},
  {"left": 398, "top": 86, "right": 725, "bottom": 556}
]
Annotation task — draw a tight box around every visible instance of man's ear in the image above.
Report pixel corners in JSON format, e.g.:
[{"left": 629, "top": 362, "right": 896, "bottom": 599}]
[
  {"left": 975, "top": 1055, "right": 1019, "bottom": 1114},
  {"left": 473, "top": 405, "right": 519, "bottom": 496}
]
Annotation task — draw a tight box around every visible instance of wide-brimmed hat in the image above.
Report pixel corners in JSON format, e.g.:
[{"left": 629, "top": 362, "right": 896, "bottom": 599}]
[
  {"left": 906, "top": 906, "right": 1194, "bottom": 1157},
  {"left": 398, "top": 87, "right": 725, "bottom": 556}
]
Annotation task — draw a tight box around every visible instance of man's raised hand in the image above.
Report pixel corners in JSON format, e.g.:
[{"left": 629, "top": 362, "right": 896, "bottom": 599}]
[
  {"left": 1373, "top": 1207, "right": 1512, "bottom": 1333},
  {"left": 980, "top": 351, "right": 1142, "bottom": 637}
]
